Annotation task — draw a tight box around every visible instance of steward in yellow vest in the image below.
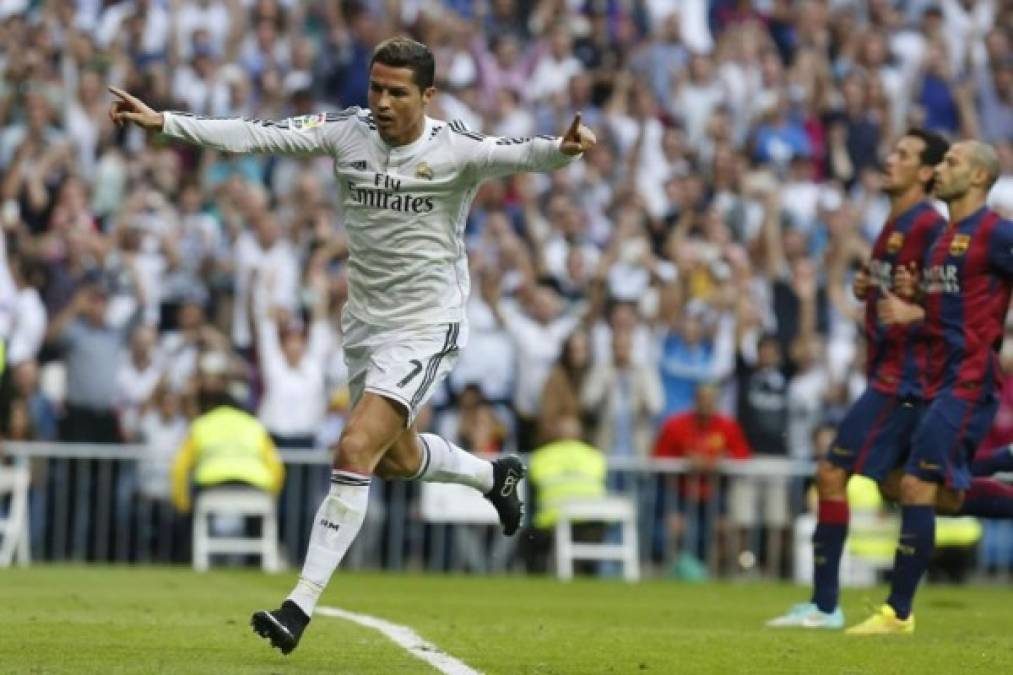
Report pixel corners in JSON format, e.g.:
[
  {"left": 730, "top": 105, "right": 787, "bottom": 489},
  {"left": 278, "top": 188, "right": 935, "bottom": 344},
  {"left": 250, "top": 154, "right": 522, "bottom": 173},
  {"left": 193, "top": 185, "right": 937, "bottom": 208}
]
[
  {"left": 529, "top": 434, "right": 607, "bottom": 529},
  {"left": 171, "top": 397, "right": 284, "bottom": 513},
  {"left": 522, "top": 416, "right": 608, "bottom": 574}
]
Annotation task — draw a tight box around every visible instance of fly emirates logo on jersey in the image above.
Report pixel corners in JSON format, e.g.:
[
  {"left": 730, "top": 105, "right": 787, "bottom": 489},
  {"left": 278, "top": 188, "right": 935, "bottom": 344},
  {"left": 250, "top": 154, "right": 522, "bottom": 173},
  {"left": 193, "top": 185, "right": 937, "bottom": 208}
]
[{"left": 346, "top": 173, "right": 435, "bottom": 214}]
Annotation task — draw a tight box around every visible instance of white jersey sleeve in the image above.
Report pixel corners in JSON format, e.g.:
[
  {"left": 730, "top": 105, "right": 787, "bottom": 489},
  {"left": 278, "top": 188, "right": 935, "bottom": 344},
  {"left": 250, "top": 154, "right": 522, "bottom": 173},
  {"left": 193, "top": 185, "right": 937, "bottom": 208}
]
[
  {"left": 447, "top": 121, "right": 580, "bottom": 182},
  {"left": 162, "top": 108, "right": 359, "bottom": 157}
]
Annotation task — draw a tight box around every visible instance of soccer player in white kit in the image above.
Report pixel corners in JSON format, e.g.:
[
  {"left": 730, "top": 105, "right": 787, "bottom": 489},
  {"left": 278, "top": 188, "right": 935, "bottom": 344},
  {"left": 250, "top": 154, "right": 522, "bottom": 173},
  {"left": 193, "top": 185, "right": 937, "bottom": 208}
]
[{"left": 109, "top": 36, "right": 596, "bottom": 654}]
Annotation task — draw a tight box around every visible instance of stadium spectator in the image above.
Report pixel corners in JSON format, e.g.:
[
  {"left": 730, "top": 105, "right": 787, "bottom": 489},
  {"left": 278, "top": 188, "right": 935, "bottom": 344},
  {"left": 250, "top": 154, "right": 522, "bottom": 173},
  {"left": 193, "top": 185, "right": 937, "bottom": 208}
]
[
  {"left": 170, "top": 354, "right": 284, "bottom": 515},
  {"left": 537, "top": 329, "right": 592, "bottom": 446},
  {"left": 657, "top": 302, "right": 723, "bottom": 420},
  {"left": 45, "top": 279, "right": 138, "bottom": 443},
  {"left": 735, "top": 331, "right": 788, "bottom": 458},
  {"left": 231, "top": 196, "right": 299, "bottom": 354},
  {"left": 9, "top": 360, "right": 57, "bottom": 443},
  {"left": 449, "top": 261, "right": 516, "bottom": 409},
  {"left": 523, "top": 415, "right": 607, "bottom": 575},
  {"left": 436, "top": 383, "right": 508, "bottom": 456},
  {"left": 254, "top": 265, "right": 331, "bottom": 449},
  {"left": 653, "top": 383, "right": 752, "bottom": 571},
  {"left": 116, "top": 324, "right": 164, "bottom": 441},
  {"left": 485, "top": 268, "right": 584, "bottom": 453},
  {"left": 582, "top": 328, "right": 664, "bottom": 463},
  {"left": 4, "top": 253, "right": 47, "bottom": 370},
  {"left": 137, "top": 383, "right": 189, "bottom": 502}
]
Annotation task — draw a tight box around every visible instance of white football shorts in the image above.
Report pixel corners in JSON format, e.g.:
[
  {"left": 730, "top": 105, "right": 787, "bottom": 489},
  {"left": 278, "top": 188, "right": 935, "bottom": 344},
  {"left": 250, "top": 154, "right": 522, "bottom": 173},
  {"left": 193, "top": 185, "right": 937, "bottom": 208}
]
[{"left": 342, "top": 312, "right": 468, "bottom": 427}]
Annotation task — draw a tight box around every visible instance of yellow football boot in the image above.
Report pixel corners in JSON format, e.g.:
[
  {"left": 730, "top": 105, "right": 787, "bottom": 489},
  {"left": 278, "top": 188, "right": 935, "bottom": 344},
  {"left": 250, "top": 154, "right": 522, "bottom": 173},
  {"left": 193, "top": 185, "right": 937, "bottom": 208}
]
[{"left": 845, "top": 604, "right": 914, "bottom": 635}]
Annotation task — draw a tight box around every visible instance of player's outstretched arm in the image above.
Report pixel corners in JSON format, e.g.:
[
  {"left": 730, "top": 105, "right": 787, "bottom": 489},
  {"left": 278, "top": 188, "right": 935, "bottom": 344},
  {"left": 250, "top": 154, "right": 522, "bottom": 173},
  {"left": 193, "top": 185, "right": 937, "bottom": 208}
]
[
  {"left": 454, "top": 112, "right": 596, "bottom": 181},
  {"left": 109, "top": 86, "right": 343, "bottom": 157}
]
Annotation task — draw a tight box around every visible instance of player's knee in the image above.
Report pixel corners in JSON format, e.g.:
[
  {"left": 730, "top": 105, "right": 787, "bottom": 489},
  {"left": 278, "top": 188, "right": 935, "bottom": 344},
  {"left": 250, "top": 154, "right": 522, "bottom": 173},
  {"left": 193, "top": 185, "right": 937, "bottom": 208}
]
[
  {"left": 935, "top": 489, "right": 964, "bottom": 515},
  {"left": 879, "top": 471, "right": 902, "bottom": 503},
  {"left": 372, "top": 456, "right": 397, "bottom": 480},
  {"left": 373, "top": 434, "right": 420, "bottom": 480},
  {"left": 335, "top": 431, "right": 377, "bottom": 474},
  {"left": 879, "top": 481, "right": 899, "bottom": 503},
  {"left": 815, "top": 461, "right": 848, "bottom": 499},
  {"left": 373, "top": 453, "right": 413, "bottom": 480},
  {"left": 899, "top": 474, "right": 937, "bottom": 505}
]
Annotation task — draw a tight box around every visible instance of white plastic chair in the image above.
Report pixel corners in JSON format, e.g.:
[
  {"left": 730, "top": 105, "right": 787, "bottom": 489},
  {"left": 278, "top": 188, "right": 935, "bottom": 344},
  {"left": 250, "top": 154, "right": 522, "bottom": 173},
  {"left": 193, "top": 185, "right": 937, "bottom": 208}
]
[
  {"left": 192, "top": 487, "right": 280, "bottom": 572},
  {"left": 419, "top": 481, "right": 516, "bottom": 572},
  {"left": 554, "top": 496, "right": 640, "bottom": 582},
  {"left": 792, "top": 513, "right": 885, "bottom": 588},
  {"left": 0, "top": 464, "right": 31, "bottom": 567},
  {"left": 419, "top": 481, "right": 500, "bottom": 525}
]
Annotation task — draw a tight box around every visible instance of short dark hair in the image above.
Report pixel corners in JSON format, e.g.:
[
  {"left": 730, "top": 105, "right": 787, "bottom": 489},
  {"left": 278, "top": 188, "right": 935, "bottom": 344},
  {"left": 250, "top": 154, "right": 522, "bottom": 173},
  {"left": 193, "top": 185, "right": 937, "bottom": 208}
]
[
  {"left": 370, "top": 37, "right": 435, "bottom": 91},
  {"left": 905, "top": 128, "right": 950, "bottom": 192}
]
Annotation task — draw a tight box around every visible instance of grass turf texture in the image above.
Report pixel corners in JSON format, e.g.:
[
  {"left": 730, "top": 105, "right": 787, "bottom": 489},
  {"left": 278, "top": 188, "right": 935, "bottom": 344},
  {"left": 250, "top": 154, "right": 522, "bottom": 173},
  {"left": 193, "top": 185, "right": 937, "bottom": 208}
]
[{"left": 2, "top": 567, "right": 1011, "bottom": 674}]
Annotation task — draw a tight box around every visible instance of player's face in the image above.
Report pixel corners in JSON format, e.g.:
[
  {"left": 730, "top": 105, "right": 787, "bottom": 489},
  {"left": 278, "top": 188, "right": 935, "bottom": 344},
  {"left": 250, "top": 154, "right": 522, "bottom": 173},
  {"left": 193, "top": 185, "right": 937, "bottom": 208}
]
[
  {"left": 368, "top": 62, "right": 434, "bottom": 144},
  {"left": 933, "top": 144, "right": 974, "bottom": 202},
  {"left": 882, "top": 135, "right": 928, "bottom": 195}
]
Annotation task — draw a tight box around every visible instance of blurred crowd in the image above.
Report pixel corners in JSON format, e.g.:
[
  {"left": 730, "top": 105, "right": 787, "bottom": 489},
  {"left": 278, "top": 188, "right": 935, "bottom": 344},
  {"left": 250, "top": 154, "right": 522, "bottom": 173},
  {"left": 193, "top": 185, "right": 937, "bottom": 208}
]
[{"left": 1, "top": 0, "right": 1012, "bottom": 506}]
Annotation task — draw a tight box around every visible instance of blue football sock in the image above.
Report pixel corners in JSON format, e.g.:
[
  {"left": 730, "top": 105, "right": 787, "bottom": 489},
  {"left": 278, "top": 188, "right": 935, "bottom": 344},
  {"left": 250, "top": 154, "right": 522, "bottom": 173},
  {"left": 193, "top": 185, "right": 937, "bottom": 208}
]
[
  {"left": 972, "top": 445, "right": 1013, "bottom": 477},
  {"left": 886, "top": 505, "right": 935, "bottom": 620},
  {"left": 810, "top": 500, "right": 849, "bottom": 613},
  {"left": 958, "top": 478, "right": 1013, "bottom": 518}
]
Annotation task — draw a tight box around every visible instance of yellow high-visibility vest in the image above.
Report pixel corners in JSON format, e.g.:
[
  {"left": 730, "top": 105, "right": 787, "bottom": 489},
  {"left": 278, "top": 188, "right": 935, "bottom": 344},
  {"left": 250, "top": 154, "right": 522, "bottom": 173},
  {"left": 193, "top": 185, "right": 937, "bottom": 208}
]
[
  {"left": 529, "top": 439, "right": 607, "bottom": 529},
  {"left": 846, "top": 475, "right": 981, "bottom": 561},
  {"left": 171, "top": 406, "right": 284, "bottom": 512}
]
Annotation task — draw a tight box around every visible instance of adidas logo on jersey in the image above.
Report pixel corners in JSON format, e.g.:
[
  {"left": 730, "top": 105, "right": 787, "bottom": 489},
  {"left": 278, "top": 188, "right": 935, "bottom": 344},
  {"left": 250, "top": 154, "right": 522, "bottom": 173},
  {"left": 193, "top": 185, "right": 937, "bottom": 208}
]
[{"left": 348, "top": 160, "right": 368, "bottom": 171}]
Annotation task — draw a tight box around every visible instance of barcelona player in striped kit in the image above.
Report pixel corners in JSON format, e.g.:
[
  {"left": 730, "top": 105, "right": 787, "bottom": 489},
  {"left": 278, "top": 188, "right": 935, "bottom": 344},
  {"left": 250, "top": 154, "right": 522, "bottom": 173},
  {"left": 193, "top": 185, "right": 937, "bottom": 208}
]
[
  {"left": 767, "top": 130, "right": 950, "bottom": 630},
  {"left": 848, "top": 140, "right": 1013, "bottom": 634}
]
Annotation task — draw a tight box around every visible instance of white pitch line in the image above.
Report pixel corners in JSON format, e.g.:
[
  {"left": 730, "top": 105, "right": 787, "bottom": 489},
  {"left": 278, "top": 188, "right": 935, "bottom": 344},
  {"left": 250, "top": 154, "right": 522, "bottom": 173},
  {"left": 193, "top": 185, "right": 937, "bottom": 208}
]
[{"left": 316, "top": 605, "right": 483, "bottom": 675}]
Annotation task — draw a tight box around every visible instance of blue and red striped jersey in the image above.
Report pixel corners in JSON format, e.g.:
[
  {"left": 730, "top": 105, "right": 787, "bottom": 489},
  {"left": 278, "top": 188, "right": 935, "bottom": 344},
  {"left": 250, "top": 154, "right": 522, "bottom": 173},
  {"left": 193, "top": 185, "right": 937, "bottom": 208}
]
[
  {"left": 865, "top": 201, "right": 947, "bottom": 397},
  {"left": 921, "top": 207, "right": 1013, "bottom": 401}
]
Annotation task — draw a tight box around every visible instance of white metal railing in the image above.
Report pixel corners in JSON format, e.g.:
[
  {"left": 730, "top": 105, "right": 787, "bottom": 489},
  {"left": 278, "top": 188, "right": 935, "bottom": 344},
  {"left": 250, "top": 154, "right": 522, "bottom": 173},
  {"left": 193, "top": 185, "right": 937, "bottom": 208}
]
[{"left": 2, "top": 441, "right": 1011, "bottom": 581}]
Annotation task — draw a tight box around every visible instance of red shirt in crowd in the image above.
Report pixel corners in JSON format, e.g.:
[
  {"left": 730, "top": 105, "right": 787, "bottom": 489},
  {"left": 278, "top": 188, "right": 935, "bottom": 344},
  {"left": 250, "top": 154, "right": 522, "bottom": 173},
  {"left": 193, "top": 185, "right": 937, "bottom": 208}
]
[
  {"left": 653, "top": 412, "right": 753, "bottom": 461},
  {"left": 653, "top": 411, "right": 753, "bottom": 502}
]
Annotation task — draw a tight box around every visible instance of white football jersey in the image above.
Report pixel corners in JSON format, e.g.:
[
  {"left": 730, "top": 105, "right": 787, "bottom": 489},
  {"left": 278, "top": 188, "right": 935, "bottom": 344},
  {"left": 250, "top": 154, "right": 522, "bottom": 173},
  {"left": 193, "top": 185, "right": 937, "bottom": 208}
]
[{"left": 163, "top": 108, "right": 579, "bottom": 327}]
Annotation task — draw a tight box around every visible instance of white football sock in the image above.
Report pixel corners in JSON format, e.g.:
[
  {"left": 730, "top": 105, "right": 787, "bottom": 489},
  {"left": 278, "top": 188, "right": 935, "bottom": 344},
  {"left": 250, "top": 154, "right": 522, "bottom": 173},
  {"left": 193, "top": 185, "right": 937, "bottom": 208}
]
[
  {"left": 287, "top": 470, "right": 370, "bottom": 617},
  {"left": 412, "top": 433, "right": 494, "bottom": 493}
]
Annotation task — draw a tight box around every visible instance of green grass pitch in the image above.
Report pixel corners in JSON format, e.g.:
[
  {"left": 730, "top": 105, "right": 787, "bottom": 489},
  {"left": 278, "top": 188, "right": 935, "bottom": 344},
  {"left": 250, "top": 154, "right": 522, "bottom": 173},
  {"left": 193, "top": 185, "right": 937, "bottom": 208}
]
[{"left": 2, "top": 566, "right": 1011, "bottom": 673}]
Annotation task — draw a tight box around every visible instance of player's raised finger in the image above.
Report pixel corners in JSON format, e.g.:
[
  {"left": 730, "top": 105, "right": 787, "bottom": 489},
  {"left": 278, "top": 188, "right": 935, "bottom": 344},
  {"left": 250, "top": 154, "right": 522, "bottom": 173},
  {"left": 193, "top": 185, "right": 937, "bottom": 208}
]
[
  {"left": 108, "top": 86, "right": 141, "bottom": 108},
  {"left": 565, "top": 113, "right": 581, "bottom": 142}
]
